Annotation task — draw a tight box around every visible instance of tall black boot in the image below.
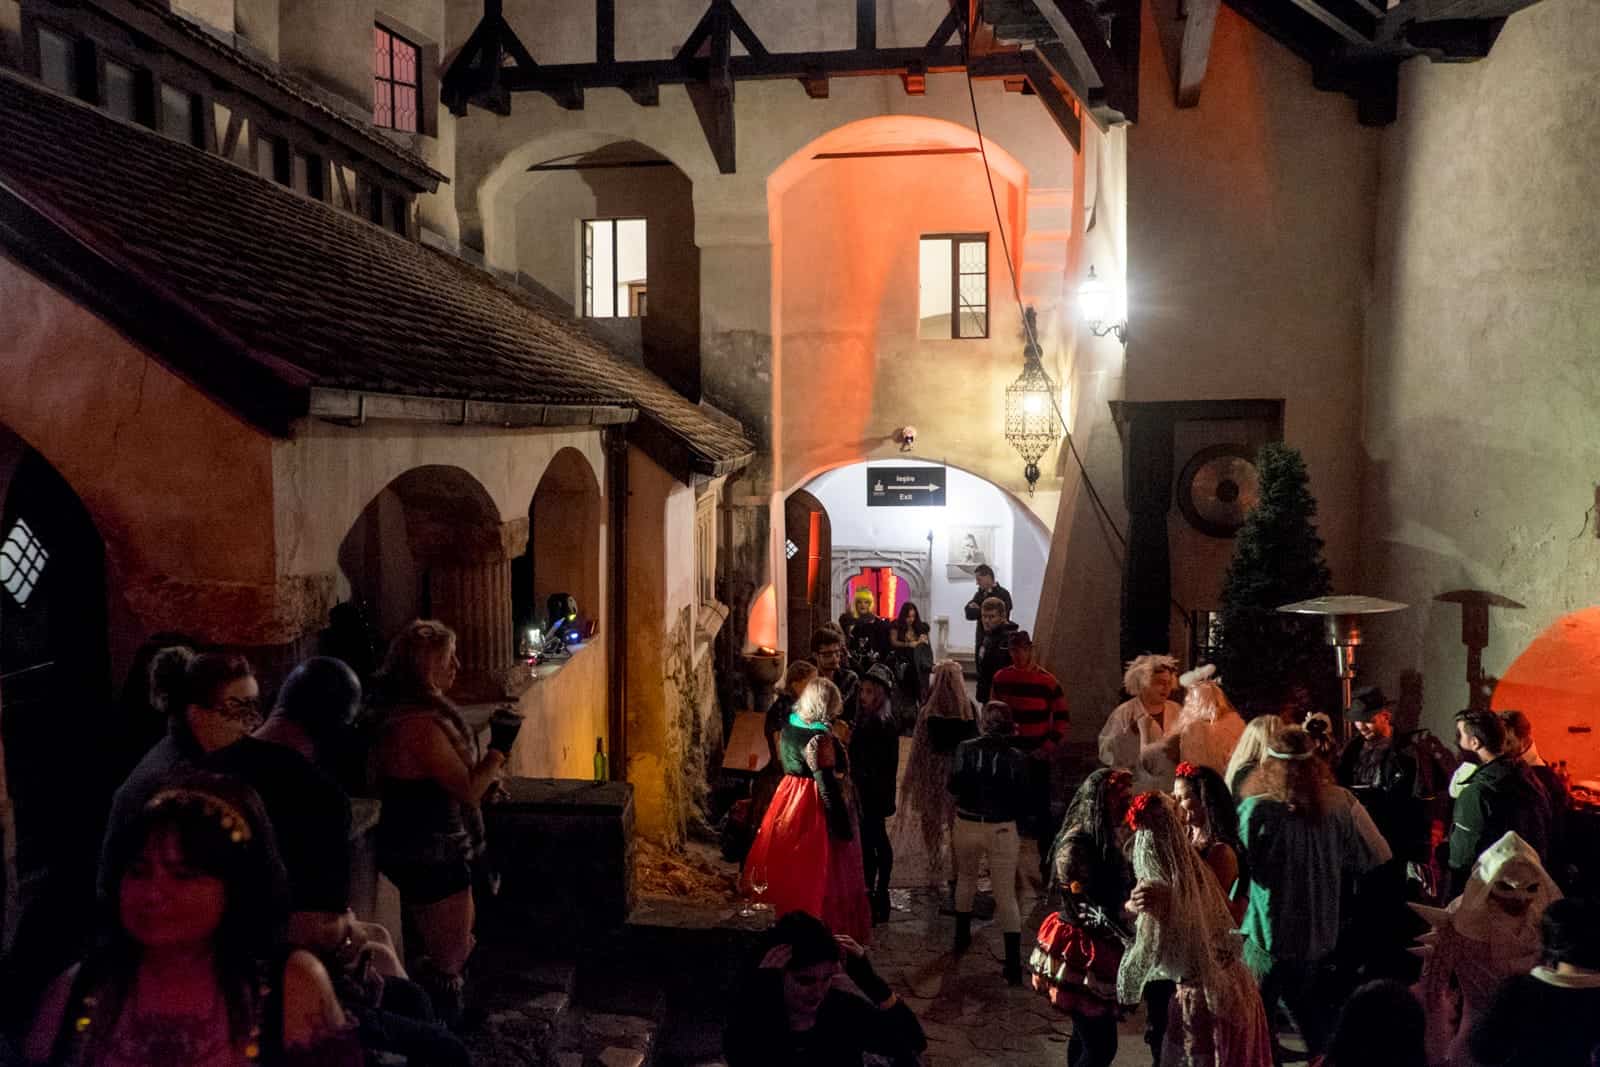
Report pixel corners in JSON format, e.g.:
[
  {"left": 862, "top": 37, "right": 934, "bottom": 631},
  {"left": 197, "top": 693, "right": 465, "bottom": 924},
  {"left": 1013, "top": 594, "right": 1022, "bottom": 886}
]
[
  {"left": 1003, "top": 932, "right": 1023, "bottom": 986},
  {"left": 954, "top": 912, "right": 973, "bottom": 954}
]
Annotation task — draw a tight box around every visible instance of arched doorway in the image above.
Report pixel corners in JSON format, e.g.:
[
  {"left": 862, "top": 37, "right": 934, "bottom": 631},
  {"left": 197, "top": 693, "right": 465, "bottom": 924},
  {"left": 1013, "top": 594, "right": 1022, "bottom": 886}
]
[
  {"left": 791, "top": 459, "right": 1051, "bottom": 661},
  {"left": 784, "top": 489, "right": 831, "bottom": 655},
  {"left": 0, "top": 431, "right": 111, "bottom": 980},
  {"left": 337, "top": 465, "right": 512, "bottom": 700},
  {"left": 513, "top": 448, "right": 603, "bottom": 652}
]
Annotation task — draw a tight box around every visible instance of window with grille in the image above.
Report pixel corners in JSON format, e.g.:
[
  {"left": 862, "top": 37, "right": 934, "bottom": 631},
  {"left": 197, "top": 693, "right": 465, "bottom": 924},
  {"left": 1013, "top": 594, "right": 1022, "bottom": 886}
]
[
  {"left": 918, "top": 234, "right": 989, "bottom": 339},
  {"left": 372, "top": 25, "right": 420, "bottom": 133},
  {"left": 695, "top": 493, "right": 718, "bottom": 607},
  {"left": 0, "top": 519, "right": 48, "bottom": 607},
  {"left": 581, "top": 218, "right": 647, "bottom": 318}
]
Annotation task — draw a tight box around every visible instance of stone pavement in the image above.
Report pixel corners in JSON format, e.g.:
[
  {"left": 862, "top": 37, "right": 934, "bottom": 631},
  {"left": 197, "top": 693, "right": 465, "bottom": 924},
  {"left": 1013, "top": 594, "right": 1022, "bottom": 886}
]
[{"left": 867, "top": 886, "right": 1152, "bottom": 1067}]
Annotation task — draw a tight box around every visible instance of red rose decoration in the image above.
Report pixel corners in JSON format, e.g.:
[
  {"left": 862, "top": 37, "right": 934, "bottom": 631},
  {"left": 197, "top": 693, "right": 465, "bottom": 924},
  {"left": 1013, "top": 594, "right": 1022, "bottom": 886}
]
[
  {"left": 1125, "top": 791, "right": 1159, "bottom": 831},
  {"left": 1175, "top": 762, "right": 1199, "bottom": 778}
]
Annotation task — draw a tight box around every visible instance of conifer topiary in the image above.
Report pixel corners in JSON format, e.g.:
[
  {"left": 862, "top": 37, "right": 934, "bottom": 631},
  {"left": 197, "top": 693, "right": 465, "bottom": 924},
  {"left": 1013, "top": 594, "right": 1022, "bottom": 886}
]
[{"left": 1214, "top": 443, "right": 1333, "bottom": 716}]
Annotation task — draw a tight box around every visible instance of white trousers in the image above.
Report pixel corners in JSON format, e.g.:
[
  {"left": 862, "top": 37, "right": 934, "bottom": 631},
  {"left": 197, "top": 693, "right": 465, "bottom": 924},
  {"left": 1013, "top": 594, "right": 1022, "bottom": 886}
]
[{"left": 953, "top": 817, "right": 1021, "bottom": 933}]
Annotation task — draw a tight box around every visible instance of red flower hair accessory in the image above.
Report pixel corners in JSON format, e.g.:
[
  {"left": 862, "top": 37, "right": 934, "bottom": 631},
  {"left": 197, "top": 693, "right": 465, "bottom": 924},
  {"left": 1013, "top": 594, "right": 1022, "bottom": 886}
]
[
  {"left": 1175, "top": 762, "right": 1199, "bottom": 778},
  {"left": 1125, "top": 791, "right": 1160, "bottom": 831}
]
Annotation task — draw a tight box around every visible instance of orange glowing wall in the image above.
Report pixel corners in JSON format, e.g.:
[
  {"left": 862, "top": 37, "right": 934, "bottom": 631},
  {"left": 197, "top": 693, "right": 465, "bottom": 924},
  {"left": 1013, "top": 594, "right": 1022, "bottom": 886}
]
[
  {"left": 1491, "top": 607, "right": 1600, "bottom": 783},
  {"left": 771, "top": 120, "right": 1030, "bottom": 494},
  {"left": 746, "top": 582, "right": 779, "bottom": 651}
]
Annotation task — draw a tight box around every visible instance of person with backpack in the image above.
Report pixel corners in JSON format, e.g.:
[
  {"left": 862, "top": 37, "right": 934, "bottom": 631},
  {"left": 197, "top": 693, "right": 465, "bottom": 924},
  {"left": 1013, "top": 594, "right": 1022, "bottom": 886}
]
[{"left": 1449, "top": 710, "right": 1549, "bottom": 899}]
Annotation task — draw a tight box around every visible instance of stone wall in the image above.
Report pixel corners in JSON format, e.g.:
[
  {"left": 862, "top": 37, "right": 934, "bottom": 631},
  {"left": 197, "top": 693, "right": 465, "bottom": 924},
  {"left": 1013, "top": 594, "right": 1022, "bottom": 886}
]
[{"left": 1358, "top": 0, "right": 1600, "bottom": 741}]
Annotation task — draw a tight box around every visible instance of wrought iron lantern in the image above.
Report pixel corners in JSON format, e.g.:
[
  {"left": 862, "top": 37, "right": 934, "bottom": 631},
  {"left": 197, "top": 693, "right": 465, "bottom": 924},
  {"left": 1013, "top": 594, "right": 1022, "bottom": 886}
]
[
  {"left": 1079, "top": 265, "right": 1127, "bottom": 344},
  {"left": 1004, "top": 308, "right": 1061, "bottom": 495}
]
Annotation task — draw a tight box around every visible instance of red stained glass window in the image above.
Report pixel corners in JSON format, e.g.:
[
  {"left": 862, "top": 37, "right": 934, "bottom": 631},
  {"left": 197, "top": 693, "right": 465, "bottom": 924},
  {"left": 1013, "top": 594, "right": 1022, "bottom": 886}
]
[{"left": 372, "top": 25, "right": 420, "bottom": 133}]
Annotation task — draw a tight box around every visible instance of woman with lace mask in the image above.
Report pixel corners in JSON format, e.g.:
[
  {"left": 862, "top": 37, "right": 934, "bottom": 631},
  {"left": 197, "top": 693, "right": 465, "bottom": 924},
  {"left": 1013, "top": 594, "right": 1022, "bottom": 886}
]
[
  {"left": 1120, "top": 791, "right": 1273, "bottom": 1067},
  {"left": 894, "top": 660, "right": 974, "bottom": 889}
]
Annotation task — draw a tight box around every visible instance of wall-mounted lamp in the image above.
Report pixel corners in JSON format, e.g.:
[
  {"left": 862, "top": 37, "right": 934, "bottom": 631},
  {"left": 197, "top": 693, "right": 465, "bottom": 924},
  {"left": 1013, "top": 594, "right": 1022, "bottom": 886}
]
[{"left": 1078, "top": 265, "right": 1127, "bottom": 344}]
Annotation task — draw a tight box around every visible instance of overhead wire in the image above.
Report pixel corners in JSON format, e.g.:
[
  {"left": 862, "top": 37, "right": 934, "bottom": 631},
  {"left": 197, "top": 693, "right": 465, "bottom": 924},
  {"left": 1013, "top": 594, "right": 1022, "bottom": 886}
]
[
  {"left": 957, "top": 12, "right": 1127, "bottom": 554},
  {"left": 959, "top": 10, "right": 1198, "bottom": 626}
]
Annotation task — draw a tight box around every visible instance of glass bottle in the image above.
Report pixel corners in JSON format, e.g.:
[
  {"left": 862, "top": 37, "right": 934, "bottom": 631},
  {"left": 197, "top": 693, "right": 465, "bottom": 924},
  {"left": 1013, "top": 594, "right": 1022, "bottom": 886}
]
[{"left": 593, "top": 736, "right": 608, "bottom": 782}]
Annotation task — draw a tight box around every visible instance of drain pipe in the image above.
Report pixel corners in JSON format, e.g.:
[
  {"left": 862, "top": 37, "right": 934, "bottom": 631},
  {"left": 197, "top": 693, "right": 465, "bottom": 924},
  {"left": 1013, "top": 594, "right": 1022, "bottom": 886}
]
[{"left": 604, "top": 428, "right": 629, "bottom": 782}]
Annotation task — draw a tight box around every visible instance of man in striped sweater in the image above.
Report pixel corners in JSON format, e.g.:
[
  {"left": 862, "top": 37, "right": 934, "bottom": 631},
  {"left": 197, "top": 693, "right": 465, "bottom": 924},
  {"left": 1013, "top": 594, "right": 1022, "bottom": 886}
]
[{"left": 990, "top": 630, "right": 1067, "bottom": 877}]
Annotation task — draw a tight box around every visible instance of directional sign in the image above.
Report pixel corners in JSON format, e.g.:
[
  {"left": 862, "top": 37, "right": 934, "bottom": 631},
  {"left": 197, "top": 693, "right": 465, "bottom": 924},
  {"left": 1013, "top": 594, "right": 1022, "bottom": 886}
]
[{"left": 867, "top": 465, "right": 947, "bottom": 507}]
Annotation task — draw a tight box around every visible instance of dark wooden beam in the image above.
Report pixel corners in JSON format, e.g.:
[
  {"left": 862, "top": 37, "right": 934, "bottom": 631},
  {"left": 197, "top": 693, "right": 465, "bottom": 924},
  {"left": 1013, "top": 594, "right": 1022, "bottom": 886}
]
[
  {"left": 801, "top": 72, "right": 830, "bottom": 97},
  {"left": 1287, "top": 0, "right": 1379, "bottom": 43},
  {"left": 1175, "top": 0, "right": 1219, "bottom": 107},
  {"left": 1401, "top": 17, "right": 1504, "bottom": 57},
  {"left": 857, "top": 0, "right": 876, "bottom": 49},
  {"left": 685, "top": 0, "right": 736, "bottom": 174},
  {"left": 926, "top": 6, "right": 963, "bottom": 48},
  {"left": 1108, "top": 0, "right": 1140, "bottom": 122},
  {"left": 597, "top": 0, "right": 615, "bottom": 64},
  {"left": 1009, "top": 51, "right": 1083, "bottom": 150}
]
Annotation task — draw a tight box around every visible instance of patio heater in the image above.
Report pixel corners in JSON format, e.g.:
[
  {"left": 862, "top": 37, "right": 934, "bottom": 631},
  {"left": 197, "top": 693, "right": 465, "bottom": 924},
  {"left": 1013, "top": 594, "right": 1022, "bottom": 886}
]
[{"left": 1277, "top": 595, "right": 1408, "bottom": 735}]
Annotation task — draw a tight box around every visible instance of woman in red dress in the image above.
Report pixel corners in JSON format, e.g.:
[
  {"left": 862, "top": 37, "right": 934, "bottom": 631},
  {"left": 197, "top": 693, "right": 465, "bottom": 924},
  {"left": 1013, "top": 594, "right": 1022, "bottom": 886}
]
[{"left": 741, "top": 677, "right": 872, "bottom": 945}]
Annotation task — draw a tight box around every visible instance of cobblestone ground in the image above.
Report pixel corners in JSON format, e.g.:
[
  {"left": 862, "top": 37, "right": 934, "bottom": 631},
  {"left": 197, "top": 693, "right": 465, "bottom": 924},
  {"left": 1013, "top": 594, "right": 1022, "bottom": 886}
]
[{"left": 868, "top": 887, "right": 1151, "bottom": 1067}]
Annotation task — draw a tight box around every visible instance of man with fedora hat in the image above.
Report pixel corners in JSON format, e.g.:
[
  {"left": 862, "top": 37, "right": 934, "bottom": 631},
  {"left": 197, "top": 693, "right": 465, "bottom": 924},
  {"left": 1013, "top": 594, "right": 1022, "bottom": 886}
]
[
  {"left": 1336, "top": 684, "right": 1430, "bottom": 983},
  {"left": 850, "top": 663, "right": 901, "bottom": 924}
]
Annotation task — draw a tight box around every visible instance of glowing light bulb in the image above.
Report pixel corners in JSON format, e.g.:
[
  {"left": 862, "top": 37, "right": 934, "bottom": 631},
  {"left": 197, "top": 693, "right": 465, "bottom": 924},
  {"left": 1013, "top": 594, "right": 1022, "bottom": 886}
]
[{"left": 1023, "top": 393, "right": 1045, "bottom": 416}]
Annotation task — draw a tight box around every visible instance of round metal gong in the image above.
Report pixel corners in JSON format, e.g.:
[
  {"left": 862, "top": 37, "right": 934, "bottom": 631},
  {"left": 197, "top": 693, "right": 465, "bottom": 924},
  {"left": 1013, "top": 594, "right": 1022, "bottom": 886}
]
[{"left": 1177, "top": 444, "right": 1260, "bottom": 538}]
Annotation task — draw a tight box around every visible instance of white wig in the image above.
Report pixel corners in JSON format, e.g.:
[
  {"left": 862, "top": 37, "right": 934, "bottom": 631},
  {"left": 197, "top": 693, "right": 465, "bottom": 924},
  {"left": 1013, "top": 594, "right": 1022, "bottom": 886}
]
[{"left": 1123, "top": 654, "right": 1180, "bottom": 696}]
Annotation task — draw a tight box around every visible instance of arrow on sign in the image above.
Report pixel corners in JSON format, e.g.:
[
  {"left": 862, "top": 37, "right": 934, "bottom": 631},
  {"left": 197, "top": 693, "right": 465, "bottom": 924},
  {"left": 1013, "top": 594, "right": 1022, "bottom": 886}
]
[{"left": 894, "top": 483, "right": 942, "bottom": 491}]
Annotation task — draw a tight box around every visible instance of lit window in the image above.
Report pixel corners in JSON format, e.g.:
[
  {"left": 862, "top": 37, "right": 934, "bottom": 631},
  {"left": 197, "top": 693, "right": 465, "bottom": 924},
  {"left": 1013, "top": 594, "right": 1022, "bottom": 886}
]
[
  {"left": 0, "top": 519, "right": 48, "bottom": 606},
  {"left": 918, "top": 234, "right": 988, "bottom": 339},
  {"left": 582, "top": 218, "right": 647, "bottom": 318},
  {"left": 373, "top": 25, "right": 420, "bottom": 133},
  {"left": 37, "top": 27, "right": 78, "bottom": 97}
]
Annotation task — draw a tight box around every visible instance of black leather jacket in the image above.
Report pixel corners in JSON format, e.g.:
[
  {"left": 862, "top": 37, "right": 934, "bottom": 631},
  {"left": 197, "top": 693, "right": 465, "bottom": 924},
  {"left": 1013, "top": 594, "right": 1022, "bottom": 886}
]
[{"left": 948, "top": 734, "right": 1031, "bottom": 823}]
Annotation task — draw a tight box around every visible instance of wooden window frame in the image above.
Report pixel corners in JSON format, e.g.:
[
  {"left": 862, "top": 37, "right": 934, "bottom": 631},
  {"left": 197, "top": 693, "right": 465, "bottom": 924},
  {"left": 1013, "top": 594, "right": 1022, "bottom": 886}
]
[
  {"left": 372, "top": 23, "right": 421, "bottom": 133},
  {"left": 920, "top": 232, "right": 990, "bottom": 340},
  {"left": 581, "top": 217, "right": 646, "bottom": 320}
]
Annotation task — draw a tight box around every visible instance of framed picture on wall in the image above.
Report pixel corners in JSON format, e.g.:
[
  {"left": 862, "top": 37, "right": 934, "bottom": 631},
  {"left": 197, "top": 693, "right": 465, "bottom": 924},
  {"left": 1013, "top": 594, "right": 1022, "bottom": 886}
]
[{"left": 946, "top": 525, "right": 996, "bottom": 580}]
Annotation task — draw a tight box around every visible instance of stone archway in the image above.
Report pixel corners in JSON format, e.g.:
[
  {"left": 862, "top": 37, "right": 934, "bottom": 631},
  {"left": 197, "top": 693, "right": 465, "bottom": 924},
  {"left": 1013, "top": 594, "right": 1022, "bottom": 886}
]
[
  {"left": 0, "top": 425, "right": 111, "bottom": 985},
  {"left": 337, "top": 464, "right": 522, "bottom": 701}
]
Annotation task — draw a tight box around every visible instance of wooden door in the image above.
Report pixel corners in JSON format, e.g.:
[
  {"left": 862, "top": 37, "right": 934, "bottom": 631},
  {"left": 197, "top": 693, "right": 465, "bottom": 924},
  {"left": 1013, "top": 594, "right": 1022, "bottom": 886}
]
[{"left": 784, "top": 489, "right": 831, "bottom": 657}]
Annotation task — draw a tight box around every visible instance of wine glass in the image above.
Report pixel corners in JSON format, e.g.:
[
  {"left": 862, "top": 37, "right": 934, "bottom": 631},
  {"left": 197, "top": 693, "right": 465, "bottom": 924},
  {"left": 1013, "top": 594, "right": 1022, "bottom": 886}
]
[{"left": 750, "top": 864, "right": 770, "bottom": 913}]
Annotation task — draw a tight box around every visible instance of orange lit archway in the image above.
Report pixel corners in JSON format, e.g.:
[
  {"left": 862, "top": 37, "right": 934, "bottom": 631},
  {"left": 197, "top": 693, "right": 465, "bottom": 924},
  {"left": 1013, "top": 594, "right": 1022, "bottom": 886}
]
[{"left": 1491, "top": 607, "right": 1600, "bottom": 781}]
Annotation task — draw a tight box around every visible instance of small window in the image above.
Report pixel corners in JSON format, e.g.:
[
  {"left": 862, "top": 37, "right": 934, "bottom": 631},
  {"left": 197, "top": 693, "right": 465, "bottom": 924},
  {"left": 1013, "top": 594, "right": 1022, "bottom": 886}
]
[
  {"left": 388, "top": 192, "right": 408, "bottom": 236},
  {"left": 256, "top": 134, "right": 290, "bottom": 185},
  {"left": 37, "top": 27, "right": 78, "bottom": 97},
  {"left": 581, "top": 218, "right": 647, "bottom": 319},
  {"left": 103, "top": 59, "right": 137, "bottom": 121},
  {"left": 0, "top": 518, "right": 49, "bottom": 607},
  {"left": 293, "top": 152, "right": 326, "bottom": 201},
  {"left": 160, "top": 84, "right": 203, "bottom": 147},
  {"left": 372, "top": 25, "right": 420, "bottom": 133},
  {"left": 918, "top": 234, "right": 989, "bottom": 339}
]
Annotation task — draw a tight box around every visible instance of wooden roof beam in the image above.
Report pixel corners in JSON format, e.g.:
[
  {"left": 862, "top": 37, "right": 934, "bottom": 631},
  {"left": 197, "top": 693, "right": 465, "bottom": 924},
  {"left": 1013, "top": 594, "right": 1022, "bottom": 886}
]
[{"left": 1175, "top": 0, "right": 1219, "bottom": 107}]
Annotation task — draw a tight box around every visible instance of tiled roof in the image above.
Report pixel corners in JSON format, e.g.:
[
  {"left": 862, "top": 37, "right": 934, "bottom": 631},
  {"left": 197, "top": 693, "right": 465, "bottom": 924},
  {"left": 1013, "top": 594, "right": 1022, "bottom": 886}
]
[
  {"left": 0, "top": 70, "right": 753, "bottom": 477},
  {"left": 123, "top": 0, "right": 446, "bottom": 189}
]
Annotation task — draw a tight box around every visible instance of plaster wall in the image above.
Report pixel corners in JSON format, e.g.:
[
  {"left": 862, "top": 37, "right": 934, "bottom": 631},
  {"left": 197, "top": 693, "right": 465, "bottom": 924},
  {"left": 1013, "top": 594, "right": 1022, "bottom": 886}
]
[
  {"left": 1358, "top": 0, "right": 1600, "bottom": 742},
  {"left": 0, "top": 255, "right": 278, "bottom": 664},
  {"left": 1033, "top": 123, "right": 1130, "bottom": 742},
  {"left": 270, "top": 420, "right": 606, "bottom": 586},
  {"left": 773, "top": 149, "right": 1042, "bottom": 503},
  {"left": 1123, "top": 3, "right": 1376, "bottom": 673},
  {"left": 171, "top": 0, "right": 234, "bottom": 37},
  {"left": 278, "top": 0, "right": 375, "bottom": 112},
  {"left": 803, "top": 460, "right": 1050, "bottom": 651},
  {"left": 623, "top": 448, "right": 705, "bottom": 844},
  {"left": 511, "top": 157, "right": 700, "bottom": 390}
]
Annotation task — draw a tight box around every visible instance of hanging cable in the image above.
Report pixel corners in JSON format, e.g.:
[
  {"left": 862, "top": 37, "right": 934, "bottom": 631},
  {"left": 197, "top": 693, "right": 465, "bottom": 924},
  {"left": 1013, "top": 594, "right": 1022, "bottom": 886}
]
[
  {"left": 958, "top": 15, "right": 1126, "bottom": 554},
  {"left": 960, "top": 10, "right": 1198, "bottom": 626}
]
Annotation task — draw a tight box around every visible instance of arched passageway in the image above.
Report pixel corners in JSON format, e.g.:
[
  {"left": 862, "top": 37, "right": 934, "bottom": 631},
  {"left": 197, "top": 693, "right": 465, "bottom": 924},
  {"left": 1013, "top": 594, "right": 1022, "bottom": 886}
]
[
  {"left": 788, "top": 459, "right": 1050, "bottom": 660},
  {"left": 0, "top": 425, "right": 112, "bottom": 991},
  {"left": 337, "top": 464, "right": 513, "bottom": 699},
  {"left": 513, "top": 447, "right": 603, "bottom": 651}
]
